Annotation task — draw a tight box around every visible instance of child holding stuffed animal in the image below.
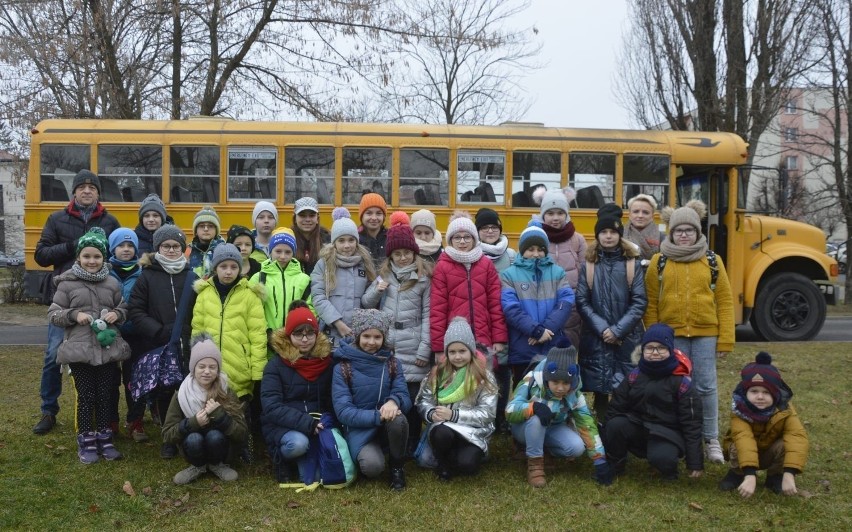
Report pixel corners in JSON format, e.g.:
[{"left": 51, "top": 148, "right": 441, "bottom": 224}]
[{"left": 48, "top": 227, "right": 131, "bottom": 464}]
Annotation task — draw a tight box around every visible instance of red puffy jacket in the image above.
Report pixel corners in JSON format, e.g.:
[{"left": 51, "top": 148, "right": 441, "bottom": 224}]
[{"left": 430, "top": 253, "right": 508, "bottom": 352}]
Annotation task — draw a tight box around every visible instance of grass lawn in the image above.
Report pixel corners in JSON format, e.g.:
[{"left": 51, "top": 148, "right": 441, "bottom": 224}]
[{"left": 1, "top": 343, "right": 849, "bottom": 531}]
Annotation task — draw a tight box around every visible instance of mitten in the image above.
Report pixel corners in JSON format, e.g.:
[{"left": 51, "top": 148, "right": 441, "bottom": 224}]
[
  {"left": 531, "top": 402, "right": 553, "bottom": 426},
  {"left": 594, "top": 461, "right": 614, "bottom": 486}
]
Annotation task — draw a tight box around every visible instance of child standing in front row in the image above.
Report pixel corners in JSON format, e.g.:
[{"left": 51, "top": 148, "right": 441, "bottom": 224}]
[
  {"left": 311, "top": 208, "right": 377, "bottom": 343},
  {"left": 506, "top": 339, "right": 612, "bottom": 488},
  {"left": 49, "top": 227, "right": 131, "bottom": 464},
  {"left": 416, "top": 317, "right": 497, "bottom": 481},
  {"left": 332, "top": 309, "right": 411, "bottom": 490},
  {"left": 362, "top": 212, "right": 432, "bottom": 454},
  {"left": 718, "top": 352, "right": 808, "bottom": 497}
]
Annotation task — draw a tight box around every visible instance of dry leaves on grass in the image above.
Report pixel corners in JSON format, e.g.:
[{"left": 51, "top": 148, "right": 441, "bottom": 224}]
[
  {"left": 122, "top": 481, "right": 136, "bottom": 497},
  {"left": 688, "top": 502, "right": 704, "bottom": 511}
]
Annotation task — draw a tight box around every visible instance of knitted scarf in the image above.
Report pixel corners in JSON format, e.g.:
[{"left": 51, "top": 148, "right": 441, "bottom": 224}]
[
  {"left": 542, "top": 220, "right": 576, "bottom": 244},
  {"left": 71, "top": 262, "right": 110, "bottom": 282},
  {"left": 390, "top": 261, "right": 418, "bottom": 283},
  {"left": 437, "top": 367, "right": 468, "bottom": 404},
  {"left": 74, "top": 201, "right": 96, "bottom": 223},
  {"left": 624, "top": 222, "right": 661, "bottom": 260},
  {"left": 283, "top": 356, "right": 332, "bottom": 382},
  {"left": 335, "top": 253, "right": 363, "bottom": 269},
  {"left": 415, "top": 230, "right": 442, "bottom": 256},
  {"left": 637, "top": 354, "right": 679, "bottom": 378},
  {"left": 155, "top": 252, "right": 187, "bottom": 274},
  {"left": 659, "top": 234, "right": 708, "bottom": 263},
  {"left": 444, "top": 245, "right": 483, "bottom": 266},
  {"left": 109, "top": 256, "right": 138, "bottom": 270},
  {"left": 480, "top": 235, "right": 510, "bottom": 263},
  {"left": 732, "top": 385, "right": 775, "bottom": 423},
  {"left": 177, "top": 373, "right": 229, "bottom": 418}
]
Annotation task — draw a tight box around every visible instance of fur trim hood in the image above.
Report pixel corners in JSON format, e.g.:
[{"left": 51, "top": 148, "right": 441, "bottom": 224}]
[
  {"left": 584, "top": 239, "right": 640, "bottom": 262},
  {"left": 269, "top": 327, "right": 332, "bottom": 362}
]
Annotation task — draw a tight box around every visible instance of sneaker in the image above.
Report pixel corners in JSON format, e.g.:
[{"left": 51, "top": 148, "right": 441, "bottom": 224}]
[
  {"left": 127, "top": 419, "right": 149, "bottom": 443},
  {"left": 161, "top": 442, "right": 178, "bottom": 459},
  {"left": 77, "top": 432, "right": 99, "bottom": 464},
  {"left": 764, "top": 474, "right": 783, "bottom": 494},
  {"left": 96, "top": 430, "right": 123, "bottom": 460},
  {"left": 389, "top": 467, "right": 406, "bottom": 491},
  {"left": 718, "top": 469, "right": 745, "bottom": 491},
  {"left": 704, "top": 439, "right": 725, "bottom": 464},
  {"left": 174, "top": 464, "right": 207, "bottom": 485},
  {"left": 208, "top": 463, "right": 238, "bottom": 482},
  {"left": 33, "top": 414, "right": 56, "bottom": 435}
]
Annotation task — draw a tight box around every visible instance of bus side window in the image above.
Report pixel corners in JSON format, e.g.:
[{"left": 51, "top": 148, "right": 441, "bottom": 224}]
[
  {"left": 98, "top": 145, "right": 163, "bottom": 204},
  {"left": 399, "top": 148, "right": 449, "bottom": 206},
  {"left": 284, "top": 147, "right": 335, "bottom": 205},
  {"left": 39, "top": 145, "right": 90, "bottom": 202},
  {"left": 569, "top": 152, "right": 615, "bottom": 206},
  {"left": 170, "top": 146, "right": 220, "bottom": 203},
  {"left": 457, "top": 150, "right": 505, "bottom": 204},
  {"left": 342, "top": 147, "right": 392, "bottom": 205},
  {"left": 511, "top": 151, "right": 561, "bottom": 208},
  {"left": 228, "top": 147, "right": 276, "bottom": 201},
  {"left": 623, "top": 154, "right": 669, "bottom": 208}
]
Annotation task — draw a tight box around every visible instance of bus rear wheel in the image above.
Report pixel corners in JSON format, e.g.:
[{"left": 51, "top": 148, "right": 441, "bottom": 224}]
[{"left": 752, "top": 272, "right": 826, "bottom": 341}]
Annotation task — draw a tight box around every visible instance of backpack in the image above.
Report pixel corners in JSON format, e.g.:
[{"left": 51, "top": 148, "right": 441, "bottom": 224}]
[
  {"left": 279, "top": 412, "right": 356, "bottom": 491},
  {"left": 584, "top": 258, "right": 636, "bottom": 292},
  {"left": 657, "top": 250, "right": 719, "bottom": 291}
]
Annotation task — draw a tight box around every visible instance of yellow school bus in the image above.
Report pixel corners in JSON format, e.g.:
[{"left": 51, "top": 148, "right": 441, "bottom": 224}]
[{"left": 23, "top": 118, "right": 839, "bottom": 340}]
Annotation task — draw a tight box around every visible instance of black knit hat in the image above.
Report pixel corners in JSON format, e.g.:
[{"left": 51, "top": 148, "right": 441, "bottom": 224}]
[
  {"left": 226, "top": 224, "right": 256, "bottom": 249},
  {"left": 475, "top": 208, "right": 502, "bottom": 231},
  {"left": 72, "top": 170, "right": 101, "bottom": 195},
  {"left": 543, "top": 337, "right": 579, "bottom": 388},
  {"left": 595, "top": 216, "right": 624, "bottom": 238}
]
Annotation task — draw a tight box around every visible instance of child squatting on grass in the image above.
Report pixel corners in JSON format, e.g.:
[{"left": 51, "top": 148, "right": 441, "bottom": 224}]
[
  {"left": 162, "top": 333, "right": 248, "bottom": 484},
  {"left": 718, "top": 352, "right": 809, "bottom": 497}
]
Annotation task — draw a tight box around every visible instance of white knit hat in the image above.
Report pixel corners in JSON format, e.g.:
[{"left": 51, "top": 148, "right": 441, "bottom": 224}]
[
  {"left": 330, "top": 207, "right": 359, "bottom": 242},
  {"left": 540, "top": 189, "right": 571, "bottom": 221},
  {"left": 445, "top": 212, "right": 479, "bottom": 246},
  {"left": 252, "top": 201, "right": 279, "bottom": 226},
  {"left": 410, "top": 209, "right": 437, "bottom": 232}
]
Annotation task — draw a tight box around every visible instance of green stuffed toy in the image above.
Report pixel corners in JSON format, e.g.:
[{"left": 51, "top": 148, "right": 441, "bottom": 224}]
[{"left": 90, "top": 309, "right": 118, "bottom": 347}]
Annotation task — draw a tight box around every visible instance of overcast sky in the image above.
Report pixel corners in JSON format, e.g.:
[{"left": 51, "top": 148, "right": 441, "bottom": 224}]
[{"left": 515, "top": 1, "right": 631, "bottom": 129}]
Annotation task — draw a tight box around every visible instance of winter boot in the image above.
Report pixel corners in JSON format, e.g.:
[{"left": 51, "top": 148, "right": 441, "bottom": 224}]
[
  {"left": 77, "top": 432, "right": 99, "bottom": 464},
  {"left": 764, "top": 473, "right": 784, "bottom": 494},
  {"left": 610, "top": 456, "right": 628, "bottom": 477},
  {"left": 389, "top": 465, "right": 407, "bottom": 491},
  {"left": 174, "top": 464, "right": 207, "bottom": 485},
  {"left": 718, "top": 469, "right": 745, "bottom": 491},
  {"left": 527, "top": 456, "right": 546, "bottom": 488},
  {"left": 209, "top": 463, "right": 239, "bottom": 482},
  {"left": 33, "top": 414, "right": 56, "bottom": 435},
  {"left": 96, "top": 430, "right": 123, "bottom": 460}
]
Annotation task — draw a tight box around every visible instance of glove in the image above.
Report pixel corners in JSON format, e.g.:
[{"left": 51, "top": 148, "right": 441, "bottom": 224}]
[
  {"left": 531, "top": 402, "right": 553, "bottom": 426},
  {"left": 594, "top": 461, "right": 614, "bottom": 486}
]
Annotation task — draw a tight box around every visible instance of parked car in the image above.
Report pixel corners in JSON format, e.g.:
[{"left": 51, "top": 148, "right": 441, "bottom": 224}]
[
  {"left": 7, "top": 251, "right": 23, "bottom": 267},
  {"left": 837, "top": 242, "right": 847, "bottom": 275}
]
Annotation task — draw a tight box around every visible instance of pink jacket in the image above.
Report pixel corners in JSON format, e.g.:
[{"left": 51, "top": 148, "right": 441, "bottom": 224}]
[{"left": 430, "top": 253, "right": 508, "bottom": 352}]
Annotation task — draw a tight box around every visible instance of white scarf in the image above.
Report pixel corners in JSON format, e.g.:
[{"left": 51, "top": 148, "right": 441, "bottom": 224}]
[
  {"left": 480, "top": 235, "right": 509, "bottom": 262},
  {"left": 155, "top": 252, "right": 188, "bottom": 275},
  {"left": 444, "top": 245, "right": 483, "bottom": 266},
  {"left": 177, "top": 373, "right": 229, "bottom": 418},
  {"left": 415, "top": 229, "right": 443, "bottom": 256}
]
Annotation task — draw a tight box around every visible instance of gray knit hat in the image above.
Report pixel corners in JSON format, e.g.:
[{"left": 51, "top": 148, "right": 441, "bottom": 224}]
[
  {"left": 665, "top": 199, "right": 706, "bottom": 234},
  {"left": 210, "top": 243, "right": 242, "bottom": 270},
  {"left": 252, "top": 201, "right": 279, "bottom": 226},
  {"left": 138, "top": 193, "right": 167, "bottom": 223},
  {"left": 193, "top": 205, "right": 221, "bottom": 233},
  {"left": 189, "top": 332, "right": 223, "bottom": 375},
  {"left": 351, "top": 308, "right": 392, "bottom": 340},
  {"left": 444, "top": 316, "right": 477, "bottom": 356},
  {"left": 72, "top": 169, "right": 101, "bottom": 195},
  {"left": 543, "top": 337, "right": 579, "bottom": 387},
  {"left": 294, "top": 197, "right": 320, "bottom": 215},
  {"left": 153, "top": 224, "right": 187, "bottom": 252},
  {"left": 540, "top": 189, "right": 571, "bottom": 220},
  {"left": 331, "top": 207, "right": 359, "bottom": 243}
]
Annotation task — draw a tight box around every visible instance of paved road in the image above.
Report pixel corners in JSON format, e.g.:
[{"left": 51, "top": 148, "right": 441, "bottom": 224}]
[{"left": 2, "top": 317, "right": 852, "bottom": 345}]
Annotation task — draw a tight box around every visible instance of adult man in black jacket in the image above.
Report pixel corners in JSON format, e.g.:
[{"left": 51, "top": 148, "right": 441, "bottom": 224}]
[{"left": 32, "top": 170, "right": 120, "bottom": 434}]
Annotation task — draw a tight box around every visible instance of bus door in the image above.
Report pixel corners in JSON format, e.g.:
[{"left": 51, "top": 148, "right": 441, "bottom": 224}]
[{"left": 675, "top": 166, "right": 729, "bottom": 266}]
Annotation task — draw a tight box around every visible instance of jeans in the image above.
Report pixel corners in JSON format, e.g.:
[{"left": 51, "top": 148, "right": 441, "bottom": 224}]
[
  {"left": 674, "top": 336, "right": 718, "bottom": 440},
  {"left": 278, "top": 431, "right": 311, "bottom": 481},
  {"left": 357, "top": 415, "right": 409, "bottom": 478},
  {"left": 40, "top": 323, "right": 64, "bottom": 416},
  {"left": 511, "top": 416, "right": 586, "bottom": 458},
  {"left": 183, "top": 429, "right": 228, "bottom": 467}
]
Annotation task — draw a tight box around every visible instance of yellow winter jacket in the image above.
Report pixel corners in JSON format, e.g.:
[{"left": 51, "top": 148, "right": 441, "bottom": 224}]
[
  {"left": 191, "top": 277, "right": 267, "bottom": 398},
  {"left": 723, "top": 403, "right": 809, "bottom": 472},
  {"left": 644, "top": 252, "right": 735, "bottom": 352}
]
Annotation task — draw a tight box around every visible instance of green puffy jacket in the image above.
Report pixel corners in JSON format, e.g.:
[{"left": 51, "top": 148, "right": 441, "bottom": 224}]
[
  {"left": 249, "top": 257, "right": 313, "bottom": 333},
  {"left": 191, "top": 277, "right": 267, "bottom": 398}
]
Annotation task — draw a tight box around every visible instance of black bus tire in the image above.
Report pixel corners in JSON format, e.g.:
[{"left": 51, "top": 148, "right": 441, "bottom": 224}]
[{"left": 752, "top": 272, "right": 826, "bottom": 341}]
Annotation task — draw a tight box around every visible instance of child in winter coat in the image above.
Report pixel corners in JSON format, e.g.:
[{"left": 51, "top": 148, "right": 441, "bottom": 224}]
[
  {"left": 48, "top": 227, "right": 131, "bottom": 464},
  {"left": 188, "top": 205, "right": 225, "bottom": 276},
  {"left": 292, "top": 197, "right": 331, "bottom": 276},
  {"left": 604, "top": 323, "right": 704, "bottom": 481},
  {"left": 576, "top": 209, "right": 648, "bottom": 422},
  {"left": 162, "top": 334, "right": 248, "bottom": 485},
  {"left": 410, "top": 209, "right": 443, "bottom": 263},
  {"left": 250, "top": 228, "right": 312, "bottom": 334},
  {"left": 311, "top": 208, "right": 377, "bottom": 343},
  {"left": 227, "top": 224, "right": 262, "bottom": 279},
  {"left": 718, "top": 352, "right": 808, "bottom": 497},
  {"left": 362, "top": 212, "right": 432, "bottom": 453},
  {"left": 430, "top": 211, "right": 507, "bottom": 358},
  {"left": 535, "top": 188, "right": 587, "bottom": 347},
  {"left": 476, "top": 208, "right": 516, "bottom": 273},
  {"left": 416, "top": 317, "right": 497, "bottom": 481},
  {"left": 250, "top": 200, "right": 278, "bottom": 262},
  {"left": 261, "top": 301, "right": 334, "bottom": 483},
  {"left": 358, "top": 192, "right": 388, "bottom": 268},
  {"left": 506, "top": 339, "right": 612, "bottom": 488},
  {"left": 135, "top": 193, "right": 169, "bottom": 254},
  {"left": 500, "top": 225, "right": 574, "bottom": 385},
  {"left": 107, "top": 228, "right": 147, "bottom": 442},
  {"left": 332, "top": 309, "right": 411, "bottom": 490}
]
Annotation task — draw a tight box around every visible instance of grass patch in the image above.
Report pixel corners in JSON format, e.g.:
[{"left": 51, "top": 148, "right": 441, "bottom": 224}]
[
  {"left": 1, "top": 343, "right": 850, "bottom": 530},
  {"left": 0, "top": 302, "right": 47, "bottom": 325}
]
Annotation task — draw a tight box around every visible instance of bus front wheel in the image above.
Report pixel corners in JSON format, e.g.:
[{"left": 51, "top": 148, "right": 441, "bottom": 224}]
[{"left": 752, "top": 273, "right": 826, "bottom": 341}]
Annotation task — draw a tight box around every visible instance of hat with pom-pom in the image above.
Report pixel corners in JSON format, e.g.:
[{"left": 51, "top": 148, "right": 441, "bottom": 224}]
[
  {"left": 385, "top": 212, "right": 419, "bottom": 256},
  {"left": 77, "top": 227, "right": 109, "bottom": 256},
  {"left": 543, "top": 337, "right": 579, "bottom": 387},
  {"left": 284, "top": 300, "right": 320, "bottom": 336},
  {"left": 193, "top": 205, "right": 221, "bottom": 233},
  {"left": 351, "top": 308, "right": 392, "bottom": 340},
  {"left": 359, "top": 192, "right": 387, "bottom": 220},
  {"left": 269, "top": 227, "right": 297, "bottom": 253},
  {"left": 662, "top": 199, "right": 706, "bottom": 236},
  {"left": 740, "top": 352, "right": 789, "bottom": 404},
  {"left": 540, "top": 189, "right": 573, "bottom": 220},
  {"left": 138, "top": 193, "right": 167, "bottom": 223},
  {"left": 445, "top": 211, "right": 479, "bottom": 246},
  {"left": 331, "top": 207, "right": 359, "bottom": 243}
]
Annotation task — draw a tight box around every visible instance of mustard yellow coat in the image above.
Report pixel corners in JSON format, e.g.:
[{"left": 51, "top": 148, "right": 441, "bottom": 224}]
[{"left": 723, "top": 404, "right": 809, "bottom": 472}]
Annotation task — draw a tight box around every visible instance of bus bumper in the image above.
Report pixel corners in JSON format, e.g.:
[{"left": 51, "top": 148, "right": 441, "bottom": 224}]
[{"left": 817, "top": 280, "right": 840, "bottom": 306}]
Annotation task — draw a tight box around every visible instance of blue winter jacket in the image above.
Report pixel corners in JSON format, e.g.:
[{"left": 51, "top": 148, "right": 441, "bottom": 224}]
[
  {"left": 500, "top": 255, "right": 574, "bottom": 366},
  {"left": 331, "top": 338, "right": 412, "bottom": 460},
  {"left": 109, "top": 263, "right": 141, "bottom": 336}
]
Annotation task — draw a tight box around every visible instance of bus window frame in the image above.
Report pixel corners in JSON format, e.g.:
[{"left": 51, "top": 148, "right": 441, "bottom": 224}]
[
  {"left": 341, "top": 146, "right": 393, "bottom": 206},
  {"left": 509, "top": 150, "right": 561, "bottom": 208},
  {"left": 399, "top": 146, "right": 450, "bottom": 207},
  {"left": 169, "top": 145, "right": 221, "bottom": 204},
  {"left": 284, "top": 145, "right": 336, "bottom": 205},
  {"left": 456, "top": 149, "right": 506, "bottom": 205}
]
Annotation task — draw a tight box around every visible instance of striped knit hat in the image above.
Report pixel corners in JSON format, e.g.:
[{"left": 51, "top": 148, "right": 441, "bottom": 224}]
[
  {"left": 269, "top": 227, "right": 297, "bottom": 253},
  {"left": 76, "top": 227, "right": 109, "bottom": 257},
  {"left": 518, "top": 225, "right": 549, "bottom": 255},
  {"left": 193, "top": 205, "right": 221, "bottom": 233}
]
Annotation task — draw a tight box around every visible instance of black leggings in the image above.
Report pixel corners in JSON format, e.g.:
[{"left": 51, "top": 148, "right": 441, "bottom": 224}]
[
  {"left": 429, "top": 424, "right": 484, "bottom": 476},
  {"left": 406, "top": 381, "right": 423, "bottom": 451},
  {"left": 182, "top": 429, "right": 229, "bottom": 466},
  {"left": 70, "top": 362, "right": 116, "bottom": 433}
]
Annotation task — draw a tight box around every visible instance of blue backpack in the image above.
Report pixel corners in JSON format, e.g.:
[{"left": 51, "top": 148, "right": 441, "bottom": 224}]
[{"left": 280, "top": 412, "right": 356, "bottom": 491}]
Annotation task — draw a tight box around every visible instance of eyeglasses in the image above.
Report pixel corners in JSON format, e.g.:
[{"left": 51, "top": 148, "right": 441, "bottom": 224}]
[
  {"left": 292, "top": 331, "right": 317, "bottom": 340},
  {"left": 451, "top": 235, "right": 474, "bottom": 243},
  {"left": 479, "top": 225, "right": 500, "bottom": 233},
  {"left": 159, "top": 244, "right": 182, "bottom": 252},
  {"left": 673, "top": 228, "right": 696, "bottom": 236},
  {"left": 643, "top": 345, "right": 670, "bottom": 354}
]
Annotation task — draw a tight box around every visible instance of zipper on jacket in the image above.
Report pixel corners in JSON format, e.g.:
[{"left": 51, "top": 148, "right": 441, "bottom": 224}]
[{"left": 466, "top": 269, "right": 475, "bottom": 327}]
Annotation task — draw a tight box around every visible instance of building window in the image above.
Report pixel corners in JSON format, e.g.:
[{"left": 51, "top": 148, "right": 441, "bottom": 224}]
[
  {"left": 784, "top": 128, "right": 798, "bottom": 142},
  {"left": 786, "top": 156, "right": 799, "bottom": 171},
  {"left": 784, "top": 99, "right": 797, "bottom": 114}
]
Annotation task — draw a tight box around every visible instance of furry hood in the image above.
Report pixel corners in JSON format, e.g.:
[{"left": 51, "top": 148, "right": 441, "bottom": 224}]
[
  {"left": 269, "top": 327, "right": 332, "bottom": 362},
  {"left": 584, "top": 238, "right": 640, "bottom": 262}
]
